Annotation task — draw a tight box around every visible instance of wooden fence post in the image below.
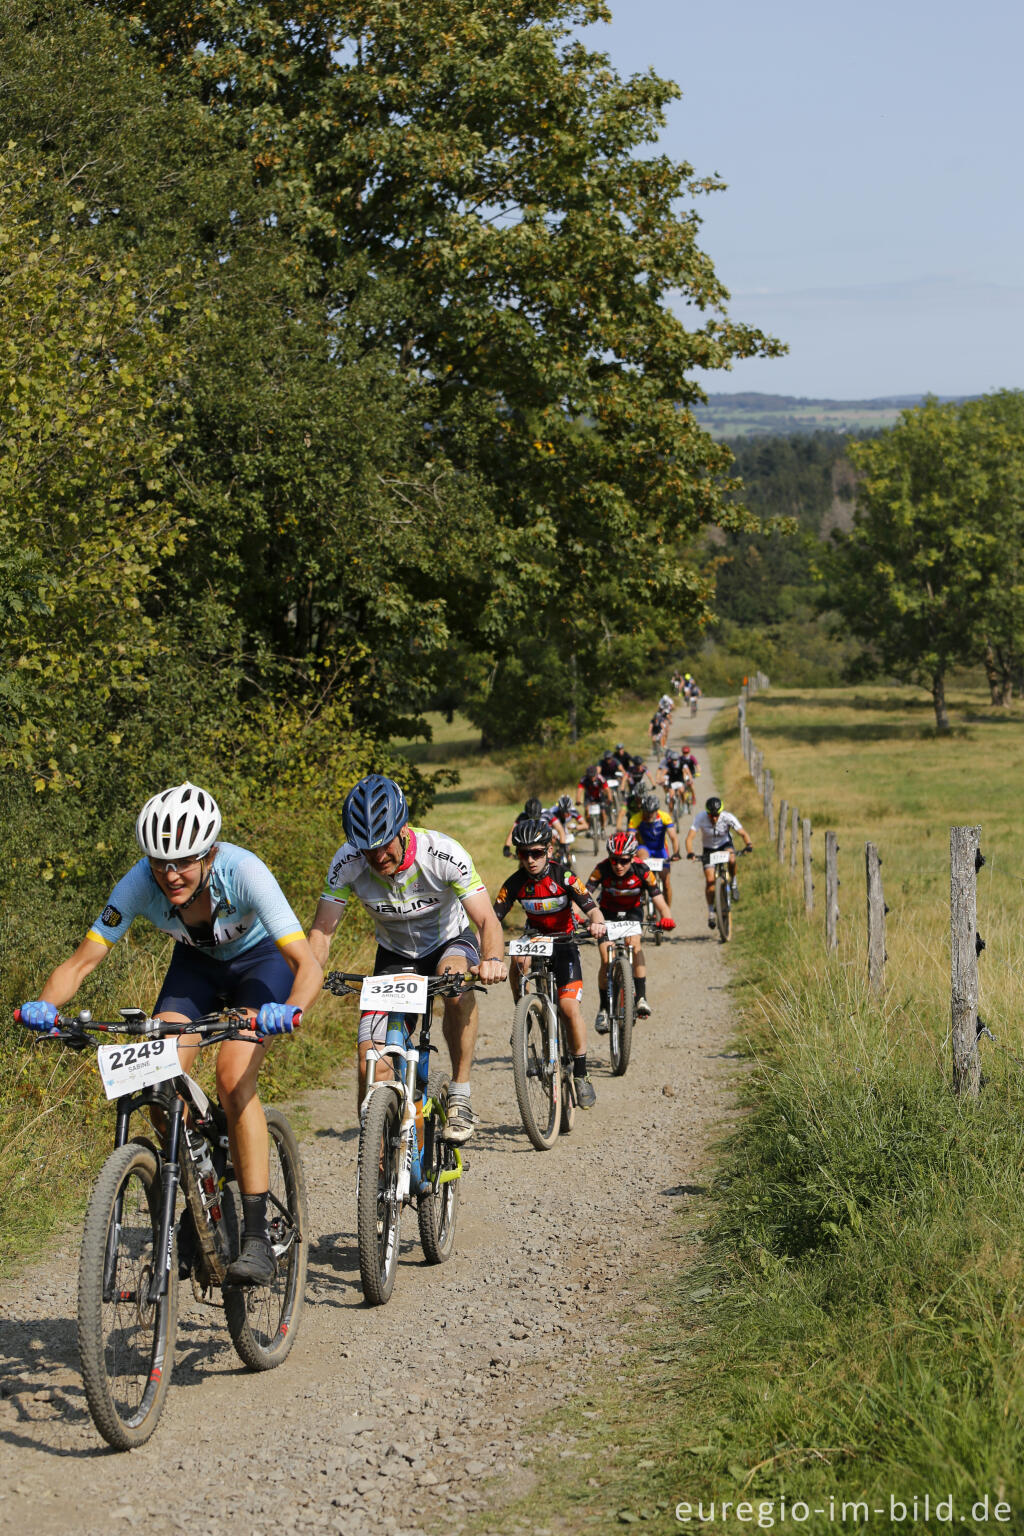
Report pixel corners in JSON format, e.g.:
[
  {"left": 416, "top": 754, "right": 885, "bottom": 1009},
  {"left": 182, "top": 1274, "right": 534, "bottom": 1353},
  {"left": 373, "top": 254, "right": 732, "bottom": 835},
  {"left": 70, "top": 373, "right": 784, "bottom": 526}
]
[
  {"left": 825, "top": 830, "right": 839, "bottom": 952},
  {"left": 764, "top": 771, "right": 774, "bottom": 841},
  {"left": 865, "top": 842, "right": 886, "bottom": 996},
  {"left": 950, "top": 825, "right": 982, "bottom": 1098},
  {"left": 777, "top": 799, "right": 788, "bottom": 864},
  {"left": 790, "top": 804, "right": 799, "bottom": 874},
  {"left": 802, "top": 818, "right": 813, "bottom": 914}
]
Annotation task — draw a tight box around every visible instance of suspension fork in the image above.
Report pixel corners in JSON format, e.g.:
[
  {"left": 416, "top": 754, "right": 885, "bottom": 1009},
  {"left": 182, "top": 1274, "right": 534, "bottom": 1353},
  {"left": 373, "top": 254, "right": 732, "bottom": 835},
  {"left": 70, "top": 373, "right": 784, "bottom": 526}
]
[{"left": 149, "top": 1098, "right": 184, "bottom": 1304}]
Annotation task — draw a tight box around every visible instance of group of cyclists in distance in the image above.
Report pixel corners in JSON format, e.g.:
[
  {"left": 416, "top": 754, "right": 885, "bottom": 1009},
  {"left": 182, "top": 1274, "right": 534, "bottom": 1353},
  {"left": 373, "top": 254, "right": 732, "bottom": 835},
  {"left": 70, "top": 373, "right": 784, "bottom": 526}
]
[{"left": 15, "top": 670, "right": 751, "bottom": 1293}]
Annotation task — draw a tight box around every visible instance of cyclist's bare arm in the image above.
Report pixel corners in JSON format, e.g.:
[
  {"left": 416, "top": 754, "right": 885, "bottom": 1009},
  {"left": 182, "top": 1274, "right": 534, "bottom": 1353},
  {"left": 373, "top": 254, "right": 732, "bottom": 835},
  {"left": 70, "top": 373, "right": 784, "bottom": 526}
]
[
  {"left": 276, "top": 935, "right": 324, "bottom": 1012},
  {"left": 309, "top": 896, "right": 343, "bottom": 970},
  {"left": 35, "top": 935, "right": 109, "bottom": 1009},
  {"left": 461, "top": 889, "right": 508, "bottom": 984}
]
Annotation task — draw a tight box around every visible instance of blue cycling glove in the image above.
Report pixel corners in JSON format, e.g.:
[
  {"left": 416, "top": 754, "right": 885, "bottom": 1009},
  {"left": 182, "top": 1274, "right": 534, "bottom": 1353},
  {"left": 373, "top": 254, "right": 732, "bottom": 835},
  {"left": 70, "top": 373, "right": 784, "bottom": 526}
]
[
  {"left": 18, "top": 1001, "right": 59, "bottom": 1031},
  {"left": 255, "top": 1003, "right": 300, "bottom": 1038}
]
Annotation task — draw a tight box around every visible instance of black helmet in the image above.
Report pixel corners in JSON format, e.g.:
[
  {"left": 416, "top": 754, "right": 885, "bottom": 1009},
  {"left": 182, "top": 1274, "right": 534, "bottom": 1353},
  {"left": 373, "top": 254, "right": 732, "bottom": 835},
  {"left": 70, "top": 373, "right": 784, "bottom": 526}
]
[
  {"left": 705, "top": 795, "right": 722, "bottom": 817},
  {"left": 641, "top": 794, "right": 659, "bottom": 815},
  {"left": 342, "top": 774, "right": 408, "bottom": 850},
  {"left": 511, "top": 818, "right": 551, "bottom": 849},
  {"left": 524, "top": 797, "right": 543, "bottom": 819},
  {"left": 586, "top": 764, "right": 598, "bottom": 776}
]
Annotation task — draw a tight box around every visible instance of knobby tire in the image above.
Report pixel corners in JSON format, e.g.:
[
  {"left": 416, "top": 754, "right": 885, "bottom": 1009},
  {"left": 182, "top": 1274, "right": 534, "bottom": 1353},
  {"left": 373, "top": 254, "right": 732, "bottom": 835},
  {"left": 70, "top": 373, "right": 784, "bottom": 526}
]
[
  {"left": 715, "top": 869, "right": 732, "bottom": 942},
  {"left": 224, "top": 1107, "right": 307, "bottom": 1368},
  {"left": 418, "top": 1071, "right": 460, "bottom": 1264},
  {"left": 77, "top": 1141, "right": 177, "bottom": 1451},
  {"left": 609, "top": 956, "right": 634, "bottom": 1076},
  {"left": 511, "top": 993, "right": 560, "bottom": 1150},
  {"left": 356, "top": 1088, "right": 404, "bottom": 1304}
]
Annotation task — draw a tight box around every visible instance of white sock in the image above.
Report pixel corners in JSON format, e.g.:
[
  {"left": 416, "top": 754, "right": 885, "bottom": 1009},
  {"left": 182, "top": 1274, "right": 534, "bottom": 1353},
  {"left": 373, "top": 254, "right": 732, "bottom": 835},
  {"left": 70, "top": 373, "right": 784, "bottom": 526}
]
[{"left": 450, "top": 1081, "right": 471, "bottom": 1097}]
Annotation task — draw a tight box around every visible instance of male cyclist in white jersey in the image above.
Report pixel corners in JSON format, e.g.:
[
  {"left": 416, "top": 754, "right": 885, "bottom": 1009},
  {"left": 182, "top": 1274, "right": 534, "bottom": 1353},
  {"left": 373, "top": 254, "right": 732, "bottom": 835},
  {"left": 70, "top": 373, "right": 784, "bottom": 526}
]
[
  {"left": 309, "top": 774, "right": 507, "bottom": 1142},
  {"left": 685, "top": 795, "right": 753, "bottom": 929},
  {"left": 16, "top": 781, "right": 323, "bottom": 1286}
]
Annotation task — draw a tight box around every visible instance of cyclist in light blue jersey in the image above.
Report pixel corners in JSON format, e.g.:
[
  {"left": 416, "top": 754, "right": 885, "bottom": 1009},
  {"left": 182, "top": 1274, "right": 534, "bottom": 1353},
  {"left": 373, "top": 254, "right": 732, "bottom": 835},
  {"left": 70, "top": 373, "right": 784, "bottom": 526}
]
[{"left": 17, "top": 781, "right": 322, "bottom": 1286}]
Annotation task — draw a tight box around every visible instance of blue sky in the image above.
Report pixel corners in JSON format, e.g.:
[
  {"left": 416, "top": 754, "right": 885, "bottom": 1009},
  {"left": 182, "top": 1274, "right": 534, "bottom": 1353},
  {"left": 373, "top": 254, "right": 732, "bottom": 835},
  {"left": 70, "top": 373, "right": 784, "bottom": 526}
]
[{"left": 578, "top": 0, "right": 1024, "bottom": 399}]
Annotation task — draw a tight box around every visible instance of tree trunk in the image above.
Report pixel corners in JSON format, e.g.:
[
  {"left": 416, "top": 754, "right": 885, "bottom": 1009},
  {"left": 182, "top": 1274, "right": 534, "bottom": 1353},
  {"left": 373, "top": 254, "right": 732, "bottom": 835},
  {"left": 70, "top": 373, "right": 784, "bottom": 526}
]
[
  {"left": 932, "top": 668, "right": 950, "bottom": 732},
  {"left": 983, "top": 639, "right": 1013, "bottom": 706},
  {"left": 982, "top": 639, "right": 1004, "bottom": 705}
]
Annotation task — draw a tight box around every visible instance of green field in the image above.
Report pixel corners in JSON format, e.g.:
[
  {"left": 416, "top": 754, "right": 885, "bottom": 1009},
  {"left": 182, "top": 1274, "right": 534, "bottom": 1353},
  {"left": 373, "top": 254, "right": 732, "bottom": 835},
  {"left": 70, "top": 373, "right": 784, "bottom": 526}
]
[
  {"left": 692, "top": 393, "right": 972, "bottom": 439},
  {"left": 474, "top": 683, "right": 1024, "bottom": 1532}
]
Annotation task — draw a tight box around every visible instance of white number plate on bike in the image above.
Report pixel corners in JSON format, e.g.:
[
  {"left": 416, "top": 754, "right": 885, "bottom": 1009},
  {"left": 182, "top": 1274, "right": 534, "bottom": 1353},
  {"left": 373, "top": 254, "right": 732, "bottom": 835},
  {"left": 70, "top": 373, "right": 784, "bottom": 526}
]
[
  {"left": 587, "top": 802, "right": 601, "bottom": 814},
  {"left": 359, "top": 974, "right": 428, "bottom": 1012},
  {"left": 97, "top": 1039, "right": 181, "bottom": 1100},
  {"left": 646, "top": 857, "right": 665, "bottom": 871},
  {"left": 605, "top": 920, "right": 642, "bottom": 940},
  {"left": 509, "top": 938, "right": 554, "bottom": 956},
  {"left": 709, "top": 848, "right": 732, "bottom": 866},
  {"left": 607, "top": 777, "right": 620, "bottom": 789}
]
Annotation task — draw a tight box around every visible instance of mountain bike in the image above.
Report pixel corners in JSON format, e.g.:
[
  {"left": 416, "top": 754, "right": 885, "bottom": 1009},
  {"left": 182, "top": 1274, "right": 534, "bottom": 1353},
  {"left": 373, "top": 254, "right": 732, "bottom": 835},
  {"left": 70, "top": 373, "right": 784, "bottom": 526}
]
[
  {"left": 665, "top": 779, "right": 693, "bottom": 830},
  {"left": 709, "top": 845, "right": 751, "bottom": 942},
  {"left": 600, "top": 918, "right": 642, "bottom": 1076},
  {"left": 18, "top": 1008, "right": 307, "bottom": 1450},
  {"left": 509, "top": 934, "right": 591, "bottom": 1151},
  {"left": 323, "top": 970, "right": 479, "bottom": 1305},
  {"left": 584, "top": 798, "right": 604, "bottom": 855},
  {"left": 641, "top": 855, "right": 679, "bottom": 941}
]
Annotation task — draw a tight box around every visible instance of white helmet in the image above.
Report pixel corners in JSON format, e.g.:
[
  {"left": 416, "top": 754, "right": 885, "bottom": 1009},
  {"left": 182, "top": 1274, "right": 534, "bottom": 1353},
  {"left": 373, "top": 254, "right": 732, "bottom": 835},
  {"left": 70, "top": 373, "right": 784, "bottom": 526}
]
[{"left": 136, "top": 782, "right": 222, "bottom": 861}]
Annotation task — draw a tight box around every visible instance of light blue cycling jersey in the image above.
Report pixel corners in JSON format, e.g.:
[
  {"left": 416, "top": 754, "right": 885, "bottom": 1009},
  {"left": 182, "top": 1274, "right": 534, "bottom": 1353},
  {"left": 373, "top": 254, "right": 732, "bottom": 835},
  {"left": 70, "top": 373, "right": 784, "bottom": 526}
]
[{"left": 87, "top": 843, "right": 305, "bottom": 961}]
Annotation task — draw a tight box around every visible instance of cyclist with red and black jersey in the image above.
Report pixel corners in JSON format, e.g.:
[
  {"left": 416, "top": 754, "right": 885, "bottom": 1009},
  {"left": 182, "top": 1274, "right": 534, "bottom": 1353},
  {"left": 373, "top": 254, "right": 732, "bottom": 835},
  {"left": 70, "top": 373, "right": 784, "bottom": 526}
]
[
  {"left": 587, "top": 831, "right": 674, "bottom": 1028},
  {"left": 493, "top": 817, "right": 606, "bottom": 1108},
  {"left": 576, "top": 767, "right": 612, "bottom": 831}
]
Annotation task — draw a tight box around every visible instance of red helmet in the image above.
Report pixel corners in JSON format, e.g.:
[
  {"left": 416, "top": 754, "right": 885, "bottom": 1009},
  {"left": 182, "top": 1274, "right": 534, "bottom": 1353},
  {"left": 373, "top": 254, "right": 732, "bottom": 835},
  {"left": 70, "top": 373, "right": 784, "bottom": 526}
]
[{"left": 606, "top": 831, "right": 638, "bottom": 859}]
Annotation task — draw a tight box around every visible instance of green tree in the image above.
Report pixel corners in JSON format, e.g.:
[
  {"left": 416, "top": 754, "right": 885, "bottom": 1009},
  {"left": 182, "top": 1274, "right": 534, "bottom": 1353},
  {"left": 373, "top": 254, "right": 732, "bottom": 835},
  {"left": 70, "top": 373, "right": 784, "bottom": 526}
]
[
  {"left": 831, "top": 396, "right": 1024, "bottom": 730},
  {"left": 103, "top": 0, "right": 780, "bottom": 740}
]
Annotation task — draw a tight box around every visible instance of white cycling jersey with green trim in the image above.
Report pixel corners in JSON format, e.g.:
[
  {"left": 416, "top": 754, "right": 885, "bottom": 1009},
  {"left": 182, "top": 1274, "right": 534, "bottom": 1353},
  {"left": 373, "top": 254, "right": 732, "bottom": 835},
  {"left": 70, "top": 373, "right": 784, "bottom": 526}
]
[{"left": 320, "top": 826, "right": 486, "bottom": 957}]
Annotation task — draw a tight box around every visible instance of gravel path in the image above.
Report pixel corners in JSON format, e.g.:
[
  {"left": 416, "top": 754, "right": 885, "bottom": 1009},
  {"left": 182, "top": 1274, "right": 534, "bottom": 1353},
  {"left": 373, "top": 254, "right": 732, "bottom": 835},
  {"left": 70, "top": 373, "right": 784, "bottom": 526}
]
[{"left": 0, "top": 702, "right": 738, "bottom": 1535}]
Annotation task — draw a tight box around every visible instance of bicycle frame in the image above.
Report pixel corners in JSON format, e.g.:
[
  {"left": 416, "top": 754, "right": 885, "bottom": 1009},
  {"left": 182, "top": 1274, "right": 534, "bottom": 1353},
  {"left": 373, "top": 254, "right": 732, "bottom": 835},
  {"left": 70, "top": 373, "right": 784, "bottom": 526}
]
[{"left": 362, "top": 1002, "right": 463, "bottom": 1202}]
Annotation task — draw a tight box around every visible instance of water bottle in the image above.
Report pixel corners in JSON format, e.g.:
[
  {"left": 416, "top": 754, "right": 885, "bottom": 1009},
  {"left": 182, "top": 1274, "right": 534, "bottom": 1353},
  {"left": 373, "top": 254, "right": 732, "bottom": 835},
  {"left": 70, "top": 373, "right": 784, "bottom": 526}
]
[{"left": 186, "top": 1128, "right": 223, "bottom": 1223}]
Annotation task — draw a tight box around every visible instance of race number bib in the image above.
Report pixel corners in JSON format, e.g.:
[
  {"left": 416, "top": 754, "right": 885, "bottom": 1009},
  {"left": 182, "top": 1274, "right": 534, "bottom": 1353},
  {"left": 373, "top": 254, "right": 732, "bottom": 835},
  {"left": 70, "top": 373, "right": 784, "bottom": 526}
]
[
  {"left": 709, "top": 848, "right": 732, "bottom": 866},
  {"left": 586, "top": 802, "right": 601, "bottom": 814},
  {"left": 97, "top": 1039, "right": 181, "bottom": 1101},
  {"left": 359, "top": 973, "right": 428, "bottom": 1013},
  {"left": 605, "top": 920, "right": 642, "bottom": 940},
  {"left": 509, "top": 937, "right": 554, "bottom": 957},
  {"left": 646, "top": 857, "right": 665, "bottom": 871}
]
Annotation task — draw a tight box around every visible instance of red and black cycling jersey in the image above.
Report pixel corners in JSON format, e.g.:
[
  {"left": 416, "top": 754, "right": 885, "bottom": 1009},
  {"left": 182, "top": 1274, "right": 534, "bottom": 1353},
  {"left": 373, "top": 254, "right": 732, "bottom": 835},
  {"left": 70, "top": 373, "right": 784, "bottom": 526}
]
[
  {"left": 578, "top": 773, "right": 608, "bottom": 803},
  {"left": 493, "top": 863, "right": 597, "bottom": 936},
  {"left": 586, "top": 857, "right": 658, "bottom": 915}
]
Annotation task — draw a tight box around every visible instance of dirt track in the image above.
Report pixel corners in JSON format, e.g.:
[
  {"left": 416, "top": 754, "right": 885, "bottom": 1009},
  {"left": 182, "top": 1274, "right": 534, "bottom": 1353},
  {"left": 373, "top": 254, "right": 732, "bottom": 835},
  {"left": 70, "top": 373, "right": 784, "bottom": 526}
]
[{"left": 0, "top": 702, "right": 738, "bottom": 1535}]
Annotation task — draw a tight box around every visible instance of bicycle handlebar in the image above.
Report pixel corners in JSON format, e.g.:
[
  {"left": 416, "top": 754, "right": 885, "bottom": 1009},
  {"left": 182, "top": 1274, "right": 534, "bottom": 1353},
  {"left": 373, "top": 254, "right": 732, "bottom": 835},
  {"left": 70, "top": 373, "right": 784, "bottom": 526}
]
[
  {"left": 18, "top": 1007, "right": 261, "bottom": 1048},
  {"left": 323, "top": 970, "right": 484, "bottom": 1001}
]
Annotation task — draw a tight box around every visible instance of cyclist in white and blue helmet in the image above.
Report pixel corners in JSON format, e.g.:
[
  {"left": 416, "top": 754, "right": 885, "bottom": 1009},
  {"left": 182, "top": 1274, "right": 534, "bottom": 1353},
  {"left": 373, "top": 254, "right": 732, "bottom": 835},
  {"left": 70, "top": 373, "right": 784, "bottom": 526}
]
[
  {"left": 16, "top": 781, "right": 323, "bottom": 1287},
  {"left": 310, "top": 774, "right": 507, "bottom": 1141}
]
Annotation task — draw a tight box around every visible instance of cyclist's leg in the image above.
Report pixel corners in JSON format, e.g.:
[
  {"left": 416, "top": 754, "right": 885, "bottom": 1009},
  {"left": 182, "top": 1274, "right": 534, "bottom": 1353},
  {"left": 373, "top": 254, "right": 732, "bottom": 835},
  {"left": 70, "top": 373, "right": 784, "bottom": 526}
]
[
  {"left": 663, "top": 865, "right": 673, "bottom": 906},
  {"left": 702, "top": 857, "right": 716, "bottom": 910},
  {"left": 220, "top": 938, "right": 298, "bottom": 1192},
  {"left": 437, "top": 938, "right": 480, "bottom": 1068},
  {"left": 554, "top": 950, "right": 586, "bottom": 1055},
  {"left": 631, "top": 933, "right": 646, "bottom": 982}
]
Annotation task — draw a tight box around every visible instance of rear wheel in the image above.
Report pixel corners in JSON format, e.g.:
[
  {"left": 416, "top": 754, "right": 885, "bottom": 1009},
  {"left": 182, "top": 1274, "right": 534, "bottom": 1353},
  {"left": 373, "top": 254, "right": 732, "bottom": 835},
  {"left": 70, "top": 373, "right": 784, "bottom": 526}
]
[
  {"left": 77, "top": 1142, "right": 177, "bottom": 1450},
  {"left": 224, "top": 1107, "right": 307, "bottom": 1367},
  {"left": 355, "top": 1088, "right": 403, "bottom": 1304},
  {"left": 714, "top": 869, "right": 732, "bottom": 942},
  {"left": 418, "top": 1072, "right": 460, "bottom": 1264},
  {"left": 609, "top": 956, "right": 634, "bottom": 1076},
  {"left": 511, "top": 994, "right": 560, "bottom": 1150}
]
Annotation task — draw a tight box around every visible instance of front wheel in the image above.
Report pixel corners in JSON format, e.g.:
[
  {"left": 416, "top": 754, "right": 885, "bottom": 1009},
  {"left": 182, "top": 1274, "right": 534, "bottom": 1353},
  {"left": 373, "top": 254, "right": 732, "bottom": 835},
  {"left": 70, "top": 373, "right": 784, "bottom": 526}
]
[
  {"left": 512, "top": 994, "right": 560, "bottom": 1150},
  {"left": 589, "top": 815, "right": 601, "bottom": 856},
  {"left": 77, "top": 1141, "right": 177, "bottom": 1451},
  {"left": 559, "top": 1059, "right": 577, "bottom": 1136},
  {"left": 355, "top": 1088, "right": 404, "bottom": 1304},
  {"left": 418, "top": 1072, "right": 460, "bottom": 1264},
  {"left": 714, "top": 870, "right": 732, "bottom": 942},
  {"left": 224, "top": 1107, "right": 308, "bottom": 1367},
  {"left": 609, "top": 956, "right": 635, "bottom": 1076}
]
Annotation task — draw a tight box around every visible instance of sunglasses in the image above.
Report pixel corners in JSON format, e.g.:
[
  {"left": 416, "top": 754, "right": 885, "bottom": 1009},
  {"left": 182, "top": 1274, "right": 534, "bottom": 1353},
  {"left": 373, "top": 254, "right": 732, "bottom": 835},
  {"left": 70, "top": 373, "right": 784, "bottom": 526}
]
[
  {"left": 149, "top": 855, "right": 201, "bottom": 875},
  {"left": 609, "top": 854, "right": 632, "bottom": 865},
  {"left": 518, "top": 847, "right": 549, "bottom": 859}
]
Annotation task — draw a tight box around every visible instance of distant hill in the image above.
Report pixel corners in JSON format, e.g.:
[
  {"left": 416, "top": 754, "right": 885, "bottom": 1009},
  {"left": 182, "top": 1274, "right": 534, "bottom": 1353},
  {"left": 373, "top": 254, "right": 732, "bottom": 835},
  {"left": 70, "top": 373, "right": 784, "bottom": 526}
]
[{"left": 693, "top": 392, "right": 976, "bottom": 439}]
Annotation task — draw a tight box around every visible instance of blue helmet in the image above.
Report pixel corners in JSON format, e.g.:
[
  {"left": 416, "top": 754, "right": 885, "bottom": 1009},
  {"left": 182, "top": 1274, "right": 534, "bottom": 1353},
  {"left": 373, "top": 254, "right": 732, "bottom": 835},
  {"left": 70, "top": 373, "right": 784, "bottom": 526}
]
[{"left": 342, "top": 774, "right": 408, "bottom": 850}]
